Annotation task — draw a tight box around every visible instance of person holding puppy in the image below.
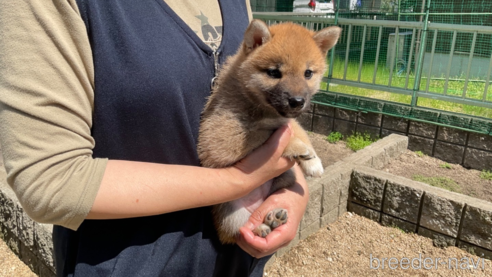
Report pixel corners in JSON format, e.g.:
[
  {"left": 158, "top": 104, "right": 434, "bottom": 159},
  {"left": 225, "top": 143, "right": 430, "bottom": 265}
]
[{"left": 0, "top": 1, "right": 309, "bottom": 276}]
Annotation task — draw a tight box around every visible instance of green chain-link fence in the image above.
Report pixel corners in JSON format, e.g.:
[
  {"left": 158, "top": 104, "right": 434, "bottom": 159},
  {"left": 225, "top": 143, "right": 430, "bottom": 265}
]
[{"left": 253, "top": 0, "right": 492, "bottom": 134}]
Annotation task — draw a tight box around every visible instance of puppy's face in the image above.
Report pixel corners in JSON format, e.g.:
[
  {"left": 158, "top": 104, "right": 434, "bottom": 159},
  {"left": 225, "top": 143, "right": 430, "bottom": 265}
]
[{"left": 239, "top": 21, "right": 341, "bottom": 118}]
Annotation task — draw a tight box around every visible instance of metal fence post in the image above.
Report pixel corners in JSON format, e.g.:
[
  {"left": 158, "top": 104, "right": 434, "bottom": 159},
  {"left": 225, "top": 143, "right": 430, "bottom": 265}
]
[
  {"left": 327, "top": 0, "right": 341, "bottom": 83},
  {"left": 411, "top": 0, "right": 432, "bottom": 107}
]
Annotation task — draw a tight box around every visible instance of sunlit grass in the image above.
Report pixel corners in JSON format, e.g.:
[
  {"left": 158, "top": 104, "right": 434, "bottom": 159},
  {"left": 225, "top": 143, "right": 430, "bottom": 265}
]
[{"left": 321, "top": 58, "right": 492, "bottom": 119}]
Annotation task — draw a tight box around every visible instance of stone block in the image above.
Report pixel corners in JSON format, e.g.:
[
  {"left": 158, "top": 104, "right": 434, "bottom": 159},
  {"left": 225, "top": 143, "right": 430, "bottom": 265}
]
[
  {"left": 334, "top": 119, "right": 356, "bottom": 137},
  {"left": 338, "top": 202, "right": 348, "bottom": 217},
  {"left": 38, "top": 263, "right": 56, "bottom": 277},
  {"left": 457, "top": 240, "right": 492, "bottom": 260},
  {"left": 468, "top": 133, "right": 492, "bottom": 151},
  {"left": 19, "top": 243, "right": 38, "bottom": 274},
  {"left": 17, "top": 211, "right": 35, "bottom": 249},
  {"left": 433, "top": 141, "right": 465, "bottom": 164},
  {"left": 382, "top": 115, "right": 409, "bottom": 132},
  {"left": 408, "top": 121, "right": 437, "bottom": 138},
  {"left": 381, "top": 129, "right": 406, "bottom": 138},
  {"left": 335, "top": 108, "right": 357, "bottom": 121},
  {"left": 312, "top": 115, "right": 334, "bottom": 136},
  {"left": 408, "top": 135, "right": 434, "bottom": 156},
  {"left": 321, "top": 173, "right": 342, "bottom": 215},
  {"left": 381, "top": 214, "right": 417, "bottom": 233},
  {"left": 298, "top": 113, "right": 313, "bottom": 131},
  {"left": 437, "top": 127, "right": 467, "bottom": 145},
  {"left": 464, "top": 148, "right": 492, "bottom": 171},
  {"left": 420, "top": 193, "right": 464, "bottom": 237},
  {"left": 3, "top": 228, "right": 20, "bottom": 256},
  {"left": 308, "top": 103, "right": 314, "bottom": 113},
  {"left": 418, "top": 227, "right": 456, "bottom": 248},
  {"left": 358, "top": 112, "right": 382, "bottom": 127},
  {"left": 0, "top": 190, "right": 19, "bottom": 234},
  {"left": 356, "top": 124, "right": 380, "bottom": 139},
  {"left": 460, "top": 205, "right": 492, "bottom": 250},
  {"left": 314, "top": 104, "right": 335, "bottom": 116},
  {"left": 321, "top": 207, "right": 340, "bottom": 227},
  {"left": 299, "top": 220, "right": 321, "bottom": 240},
  {"left": 342, "top": 149, "right": 373, "bottom": 167},
  {"left": 34, "top": 223, "right": 54, "bottom": 269},
  {"left": 348, "top": 202, "right": 380, "bottom": 222},
  {"left": 383, "top": 180, "right": 423, "bottom": 223},
  {"left": 301, "top": 182, "right": 322, "bottom": 229},
  {"left": 349, "top": 170, "right": 386, "bottom": 210}
]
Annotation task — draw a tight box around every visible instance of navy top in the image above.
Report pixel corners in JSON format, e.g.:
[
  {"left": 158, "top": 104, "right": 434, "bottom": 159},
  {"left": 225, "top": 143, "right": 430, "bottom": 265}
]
[{"left": 53, "top": 1, "right": 268, "bottom": 276}]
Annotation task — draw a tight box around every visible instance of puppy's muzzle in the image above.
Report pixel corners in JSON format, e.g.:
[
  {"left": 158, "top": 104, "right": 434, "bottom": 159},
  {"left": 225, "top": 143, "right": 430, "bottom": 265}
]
[{"left": 288, "top": 97, "right": 305, "bottom": 109}]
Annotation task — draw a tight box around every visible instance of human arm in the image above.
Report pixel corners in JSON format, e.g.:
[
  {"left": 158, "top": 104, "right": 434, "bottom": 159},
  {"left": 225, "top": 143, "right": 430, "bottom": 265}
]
[
  {"left": 0, "top": 0, "right": 295, "bottom": 230},
  {"left": 236, "top": 164, "right": 309, "bottom": 258},
  {"left": 88, "top": 125, "right": 295, "bottom": 219}
]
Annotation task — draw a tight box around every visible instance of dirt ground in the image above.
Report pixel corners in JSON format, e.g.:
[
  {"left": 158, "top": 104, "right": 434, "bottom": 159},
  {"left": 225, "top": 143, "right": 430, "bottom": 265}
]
[
  {"left": 1, "top": 134, "right": 491, "bottom": 276},
  {"left": 0, "top": 230, "right": 36, "bottom": 277},
  {"left": 267, "top": 213, "right": 492, "bottom": 277},
  {"left": 383, "top": 150, "right": 492, "bottom": 202}
]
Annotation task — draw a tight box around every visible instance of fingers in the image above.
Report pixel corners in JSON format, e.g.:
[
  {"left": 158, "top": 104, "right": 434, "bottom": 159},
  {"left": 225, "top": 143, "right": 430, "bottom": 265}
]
[
  {"left": 237, "top": 226, "right": 290, "bottom": 258},
  {"left": 236, "top": 165, "right": 308, "bottom": 258},
  {"left": 234, "top": 124, "right": 295, "bottom": 177}
]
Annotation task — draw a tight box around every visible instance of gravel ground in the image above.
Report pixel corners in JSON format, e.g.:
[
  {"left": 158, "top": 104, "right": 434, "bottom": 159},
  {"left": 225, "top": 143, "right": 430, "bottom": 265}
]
[
  {"left": 0, "top": 239, "right": 36, "bottom": 277},
  {"left": 267, "top": 213, "right": 492, "bottom": 277}
]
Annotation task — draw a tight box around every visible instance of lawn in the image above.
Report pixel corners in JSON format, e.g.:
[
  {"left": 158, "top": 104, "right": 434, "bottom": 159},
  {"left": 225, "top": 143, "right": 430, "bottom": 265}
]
[{"left": 320, "top": 58, "right": 492, "bottom": 119}]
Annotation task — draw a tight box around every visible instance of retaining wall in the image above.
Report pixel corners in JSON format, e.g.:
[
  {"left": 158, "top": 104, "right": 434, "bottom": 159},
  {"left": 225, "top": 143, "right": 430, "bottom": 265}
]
[
  {"left": 348, "top": 166, "right": 492, "bottom": 260},
  {"left": 298, "top": 104, "right": 492, "bottom": 171}
]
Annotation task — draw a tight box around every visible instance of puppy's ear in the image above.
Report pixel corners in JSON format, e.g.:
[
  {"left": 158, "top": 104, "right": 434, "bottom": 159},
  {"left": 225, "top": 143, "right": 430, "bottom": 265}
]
[
  {"left": 313, "top": 26, "right": 342, "bottom": 55},
  {"left": 243, "top": 19, "right": 271, "bottom": 54}
]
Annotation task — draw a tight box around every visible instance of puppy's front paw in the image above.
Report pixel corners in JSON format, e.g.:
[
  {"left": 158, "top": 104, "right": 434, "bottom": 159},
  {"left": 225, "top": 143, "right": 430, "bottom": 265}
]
[{"left": 300, "top": 156, "right": 324, "bottom": 177}]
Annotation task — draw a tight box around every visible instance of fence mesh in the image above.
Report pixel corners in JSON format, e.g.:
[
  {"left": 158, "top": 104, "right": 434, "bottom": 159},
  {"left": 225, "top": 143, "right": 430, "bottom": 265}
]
[{"left": 252, "top": 0, "right": 492, "bottom": 133}]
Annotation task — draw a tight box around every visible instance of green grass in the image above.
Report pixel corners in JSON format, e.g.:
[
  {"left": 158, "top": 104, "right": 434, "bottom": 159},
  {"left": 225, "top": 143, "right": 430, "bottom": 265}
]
[
  {"left": 346, "top": 132, "right": 378, "bottom": 151},
  {"left": 326, "top": 131, "right": 343, "bottom": 143},
  {"left": 415, "top": 151, "right": 425, "bottom": 157},
  {"left": 412, "top": 175, "right": 461, "bottom": 192},
  {"left": 322, "top": 58, "right": 492, "bottom": 119},
  {"left": 439, "top": 163, "right": 452, "bottom": 169},
  {"left": 480, "top": 170, "right": 492, "bottom": 181}
]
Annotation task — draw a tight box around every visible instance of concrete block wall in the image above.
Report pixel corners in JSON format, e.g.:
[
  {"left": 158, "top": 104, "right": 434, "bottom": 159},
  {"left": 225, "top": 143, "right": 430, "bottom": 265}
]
[
  {"left": 299, "top": 104, "right": 492, "bottom": 171},
  {"left": 0, "top": 182, "right": 55, "bottom": 277},
  {"left": 348, "top": 166, "right": 492, "bottom": 259}
]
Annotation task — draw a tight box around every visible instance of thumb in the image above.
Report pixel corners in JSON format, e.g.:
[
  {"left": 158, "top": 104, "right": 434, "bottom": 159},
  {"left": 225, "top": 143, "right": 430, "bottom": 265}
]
[{"left": 263, "top": 124, "right": 293, "bottom": 156}]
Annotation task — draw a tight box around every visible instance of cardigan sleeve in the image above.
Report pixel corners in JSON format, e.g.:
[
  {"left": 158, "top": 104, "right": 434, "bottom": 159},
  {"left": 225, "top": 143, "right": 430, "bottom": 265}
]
[{"left": 0, "top": 0, "right": 107, "bottom": 230}]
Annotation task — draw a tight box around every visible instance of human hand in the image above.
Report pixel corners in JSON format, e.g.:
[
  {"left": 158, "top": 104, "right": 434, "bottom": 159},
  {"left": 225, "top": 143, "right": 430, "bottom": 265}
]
[
  {"left": 236, "top": 165, "right": 309, "bottom": 258},
  {"left": 225, "top": 124, "right": 296, "bottom": 198}
]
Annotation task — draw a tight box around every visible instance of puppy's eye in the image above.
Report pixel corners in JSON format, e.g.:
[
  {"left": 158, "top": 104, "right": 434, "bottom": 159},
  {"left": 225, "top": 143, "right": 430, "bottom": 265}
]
[
  {"left": 266, "top": 69, "right": 282, "bottom": 79},
  {"left": 304, "top": 70, "right": 313, "bottom": 79}
]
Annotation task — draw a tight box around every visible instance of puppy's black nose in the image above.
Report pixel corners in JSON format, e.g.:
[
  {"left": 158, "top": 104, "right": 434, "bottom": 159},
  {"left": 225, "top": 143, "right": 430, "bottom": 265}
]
[{"left": 288, "top": 97, "right": 305, "bottom": 108}]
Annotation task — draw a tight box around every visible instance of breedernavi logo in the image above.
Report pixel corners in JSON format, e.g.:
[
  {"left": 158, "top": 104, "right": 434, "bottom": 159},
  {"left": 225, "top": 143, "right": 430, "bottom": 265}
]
[{"left": 370, "top": 254, "right": 486, "bottom": 270}]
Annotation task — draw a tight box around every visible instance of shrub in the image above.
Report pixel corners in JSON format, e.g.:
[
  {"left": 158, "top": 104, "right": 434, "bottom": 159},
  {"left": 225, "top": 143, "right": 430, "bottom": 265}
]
[
  {"left": 326, "top": 131, "right": 343, "bottom": 143},
  {"left": 346, "top": 132, "right": 377, "bottom": 151}
]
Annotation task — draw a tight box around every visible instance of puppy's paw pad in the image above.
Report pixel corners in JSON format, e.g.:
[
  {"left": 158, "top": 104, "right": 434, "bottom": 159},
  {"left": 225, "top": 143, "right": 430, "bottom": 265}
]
[
  {"left": 253, "top": 224, "right": 271, "bottom": 238},
  {"left": 264, "top": 208, "right": 288, "bottom": 230},
  {"left": 294, "top": 150, "right": 315, "bottom": 161},
  {"left": 301, "top": 156, "right": 324, "bottom": 177}
]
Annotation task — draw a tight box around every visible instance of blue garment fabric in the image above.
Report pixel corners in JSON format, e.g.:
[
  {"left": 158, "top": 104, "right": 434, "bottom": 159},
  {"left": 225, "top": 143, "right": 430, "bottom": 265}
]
[{"left": 53, "top": 1, "right": 269, "bottom": 276}]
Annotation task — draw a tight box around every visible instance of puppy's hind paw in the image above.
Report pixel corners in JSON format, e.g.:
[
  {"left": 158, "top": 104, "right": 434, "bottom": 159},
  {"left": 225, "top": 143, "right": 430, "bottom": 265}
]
[
  {"left": 253, "top": 224, "right": 272, "bottom": 238},
  {"left": 300, "top": 156, "right": 324, "bottom": 177}
]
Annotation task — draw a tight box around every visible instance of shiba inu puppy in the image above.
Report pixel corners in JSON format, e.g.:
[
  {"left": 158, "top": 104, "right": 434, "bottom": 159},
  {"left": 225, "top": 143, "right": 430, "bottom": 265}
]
[{"left": 198, "top": 20, "right": 341, "bottom": 244}]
